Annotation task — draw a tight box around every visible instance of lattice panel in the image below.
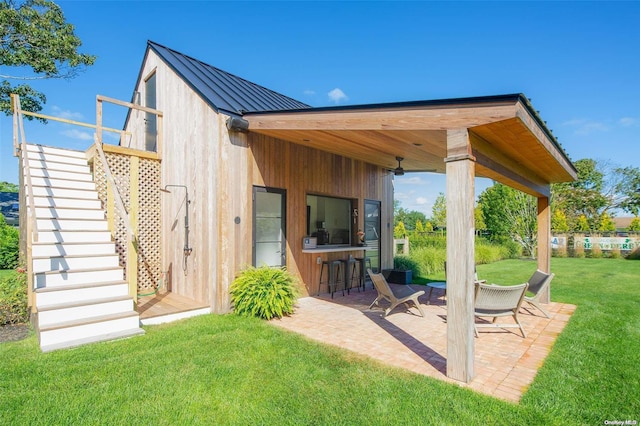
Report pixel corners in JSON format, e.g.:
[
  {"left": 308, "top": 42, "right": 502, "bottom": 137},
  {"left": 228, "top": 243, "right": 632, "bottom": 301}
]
[
  {"left": 91, "top": 150, "right": 161, "bottom": 294},
  {"left": 137, "top": 158, "right": 161, "bottom": 292}
]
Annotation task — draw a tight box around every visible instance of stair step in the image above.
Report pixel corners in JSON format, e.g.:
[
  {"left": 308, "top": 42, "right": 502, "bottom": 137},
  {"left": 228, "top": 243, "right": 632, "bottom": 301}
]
[
  {"left": 31, "top": 176, "right": 96, "bottom": 191},
  {"left": 35, "top": 267, "right": 124, "bottom": 288},
  {"left": 35, "top": 281, "right": 129, "bottom": 308},
  {"left": 26, "top": 144, "right": 86, "bottom": 159},
  {"left": 39, "top": 312, "right": 144, "bottom": 352},
  {"left": 34, "top": 206, "right": 105, "bottom": 220},
  {"left": 36, "top": 229, "right": 112, "bottom": 243},
  {"left": 36, "top": 218, "right": 109, "bottom": 231},
  {"left": 32, "top": 242, "right": 116, "bottom": 257},
  {"left": 27, "top": 159, "right": 90, "bottom": 174},
  {"left": 29, "top": 185, "right": 99, "bottom": 199},
  {"left": 34, "top": 196, "right": 102, "bottom": 210},
  {"left": 33, "top": 254, "right": 120, "bottom": 273},
  {"left": 30, "top": 167, "right": 93, "bottom": 182},
  {"left": 37, "top": 296, "right": 134, "bottom": 327},
  {"left": 26, "top": 150, "right": 89, "bottom": 166}
]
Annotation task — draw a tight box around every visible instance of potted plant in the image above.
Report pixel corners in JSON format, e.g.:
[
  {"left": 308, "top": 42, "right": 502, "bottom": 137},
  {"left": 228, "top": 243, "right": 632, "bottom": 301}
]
[{"left": 383, "top": 255, "right": 417, "bottom": 285}]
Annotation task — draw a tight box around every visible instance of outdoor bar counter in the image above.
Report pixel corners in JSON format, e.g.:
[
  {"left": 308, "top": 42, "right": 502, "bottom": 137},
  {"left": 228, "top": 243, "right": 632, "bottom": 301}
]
[
  {"left": 303, "top": 245, "right": 369, "bottom": 296},
  {"left": 302, "top": 245, "right": 366, "bottom": 254}
]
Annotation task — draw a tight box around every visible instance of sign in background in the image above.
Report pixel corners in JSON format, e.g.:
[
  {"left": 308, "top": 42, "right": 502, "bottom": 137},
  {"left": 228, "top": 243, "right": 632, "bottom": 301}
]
[{"left": 552, "top": 235, "right": 640, "bottom": 251}]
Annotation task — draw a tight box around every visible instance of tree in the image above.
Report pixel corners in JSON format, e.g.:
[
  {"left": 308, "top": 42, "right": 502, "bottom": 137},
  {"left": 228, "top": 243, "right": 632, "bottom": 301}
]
[
  {"left": 415, "top": 219, "right": 425, "bottom": 233},
  {"left": 552, "top": 159, "right": 608, "bottom": 231},
  {"left": 474, "top": 203, "right": 486, "bottom": 232},
  {"left": 598, "top": 212, "right": 616, "bottom": 232},
  {"left": 628, "top": 217, "right": 640, "bottom": 232},
  {"left": 576, "top": 215, "right": 590, "bottom": 232},
  {"left": 0, "top": 0, "right": 96, "bottom": 117},
  {"left": 479, "top": 183, "right": 538, "bottom": 258},
  {"left": 552, "top": 209, "right": 570, "bottom": 233},
  {"left": 0, "top": 181, "right": 19, "bottom": 192},
  {"left": 613, "top": 166, "right": 640, "bottom": 216},
  {"left": 394, "top": 221, "right": 407, "bottom": 239},
  {"left": 431, "top": 192, "right": 446, "bottom": 229}
]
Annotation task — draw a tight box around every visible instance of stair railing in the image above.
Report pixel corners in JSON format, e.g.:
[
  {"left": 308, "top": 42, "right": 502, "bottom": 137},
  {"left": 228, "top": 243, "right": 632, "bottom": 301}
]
[{"left": 11, "top": 94, "right": 39, "bottom": 309}]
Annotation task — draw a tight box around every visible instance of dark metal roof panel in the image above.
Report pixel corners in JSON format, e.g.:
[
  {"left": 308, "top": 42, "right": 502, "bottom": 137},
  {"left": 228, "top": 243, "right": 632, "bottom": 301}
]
[{"left": 148, "top": 41, "right": 310, "bottom": 116}]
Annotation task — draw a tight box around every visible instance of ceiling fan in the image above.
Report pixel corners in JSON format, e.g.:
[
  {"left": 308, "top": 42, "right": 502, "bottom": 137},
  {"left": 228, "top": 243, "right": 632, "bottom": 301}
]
[{"left": 389, "top": 156, "right": 438, "bottom": 176}]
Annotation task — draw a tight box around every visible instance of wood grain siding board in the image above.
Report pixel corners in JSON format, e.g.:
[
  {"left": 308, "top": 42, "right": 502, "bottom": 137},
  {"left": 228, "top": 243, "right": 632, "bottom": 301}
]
[{"left": 250, "top": 133, "right": 393, "bottom": 297}]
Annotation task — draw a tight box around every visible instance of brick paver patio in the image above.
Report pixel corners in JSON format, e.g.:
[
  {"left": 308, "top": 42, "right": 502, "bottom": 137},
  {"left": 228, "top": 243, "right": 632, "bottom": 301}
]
[{"left": 271, "top": 283, "right": 575, "bottom": 402}]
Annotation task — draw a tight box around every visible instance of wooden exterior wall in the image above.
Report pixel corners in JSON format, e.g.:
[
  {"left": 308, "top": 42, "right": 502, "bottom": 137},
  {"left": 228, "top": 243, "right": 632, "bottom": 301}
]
[
  {"left": 248, "top": 133, "right": 394, "bottom": 296},
  {"left": 126, "top": 50, "right": 394, "bottom": 311}
]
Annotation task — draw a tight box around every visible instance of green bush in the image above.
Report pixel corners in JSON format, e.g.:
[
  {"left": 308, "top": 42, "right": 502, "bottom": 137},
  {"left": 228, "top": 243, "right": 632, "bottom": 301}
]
[
  {"left": 230, "top": 266, "right": 299, "bottom": 320},
  {"left": 0, "top": 215, "right": 19, "bottom": 269},
  {"left": 393, "top": 255, "right": 419, "bottom": 272},
  {"left": 408, "top": 246, "right": 447, "bottom": 277},
  {"left": 0, "top": 268, "right": 29, "bottom": 325}
]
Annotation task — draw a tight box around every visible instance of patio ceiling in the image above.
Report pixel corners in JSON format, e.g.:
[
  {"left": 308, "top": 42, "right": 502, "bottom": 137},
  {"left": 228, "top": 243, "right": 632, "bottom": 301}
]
[{"left": 244, "top": 94, "right": 577, "bottom": 197}]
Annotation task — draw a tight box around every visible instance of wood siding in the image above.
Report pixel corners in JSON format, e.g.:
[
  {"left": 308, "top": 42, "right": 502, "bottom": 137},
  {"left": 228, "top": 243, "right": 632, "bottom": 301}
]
[
  {"left": 126, "top": 50, "right": 394, "bottom": 311},
  {"left": 248, "top": 133, "right": 394, "bottom": 297}
]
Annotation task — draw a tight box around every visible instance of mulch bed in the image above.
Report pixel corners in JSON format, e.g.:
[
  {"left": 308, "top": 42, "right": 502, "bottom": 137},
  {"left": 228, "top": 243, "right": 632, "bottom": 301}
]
[{"left": 0, "top": 323, "right": 30, "bottom": 343}]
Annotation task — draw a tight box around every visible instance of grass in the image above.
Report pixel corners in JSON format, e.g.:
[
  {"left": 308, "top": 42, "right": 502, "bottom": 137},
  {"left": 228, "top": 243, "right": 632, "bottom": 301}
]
[
  {"left": 0, "top": 269, "right": 13, "bottom": 280},
  {"left": 1, "top": 258, "right": 639, "bottom": 424}
]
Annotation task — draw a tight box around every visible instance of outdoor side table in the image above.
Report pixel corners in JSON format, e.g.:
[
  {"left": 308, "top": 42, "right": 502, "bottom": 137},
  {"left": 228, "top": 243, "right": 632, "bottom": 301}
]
[{"left": 426, "top": 281, "right": 446, "bottom": 304}]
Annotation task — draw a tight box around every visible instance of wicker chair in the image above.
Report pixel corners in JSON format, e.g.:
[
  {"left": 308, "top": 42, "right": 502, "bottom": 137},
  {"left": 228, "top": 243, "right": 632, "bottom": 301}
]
[
  {"left": 474, "top": 282, "right": 529, "bottom": 338},
  {"left": 523, "top": 270, "right": 555, "bottom": 318},
  {"left": 368, "top": 269, "right": 425, "bottom": 318}
]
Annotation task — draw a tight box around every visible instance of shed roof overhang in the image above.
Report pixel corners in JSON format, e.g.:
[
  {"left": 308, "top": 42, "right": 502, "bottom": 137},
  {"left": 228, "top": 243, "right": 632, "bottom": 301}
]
[{"left": 244, "top": 93, "right": 577, "bottom": 197}]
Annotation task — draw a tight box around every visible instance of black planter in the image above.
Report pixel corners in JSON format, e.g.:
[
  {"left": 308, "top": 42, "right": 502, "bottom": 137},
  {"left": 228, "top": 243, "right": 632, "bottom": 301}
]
[{"left": 383, "top": 269, "right": 413, "bottom": 285}]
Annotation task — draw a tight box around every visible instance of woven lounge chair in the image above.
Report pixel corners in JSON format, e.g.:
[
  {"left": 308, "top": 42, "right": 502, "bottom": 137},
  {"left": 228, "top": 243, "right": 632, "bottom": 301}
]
[
  {"left": 368, "top": 269, "right": 425, "bottom": 318},
  {"left": 474, "top": 282, "right": 529, "bottom": 338},
  {"left": 523, "top": 270, "right": 555, "bottom": 318}
]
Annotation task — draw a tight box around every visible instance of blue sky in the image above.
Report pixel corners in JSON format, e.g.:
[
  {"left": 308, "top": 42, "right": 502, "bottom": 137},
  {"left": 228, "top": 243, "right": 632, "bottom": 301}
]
[{"left": 1, "top": 1, "right": 639, "bottom": 216}]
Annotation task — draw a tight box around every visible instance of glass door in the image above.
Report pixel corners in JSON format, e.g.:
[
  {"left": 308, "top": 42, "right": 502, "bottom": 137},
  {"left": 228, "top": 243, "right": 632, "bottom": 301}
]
[
  {"left": 364, "top": 199, "right": 381, "bottom": 272},
  {"left": 253, "top": 187, "right": 286, "bottom": 267}
]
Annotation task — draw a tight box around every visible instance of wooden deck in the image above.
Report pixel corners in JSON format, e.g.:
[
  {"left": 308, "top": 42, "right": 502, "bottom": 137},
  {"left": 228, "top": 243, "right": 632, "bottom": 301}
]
[{"left": 137, "top": 292, "right": 209, "bottom": 323}]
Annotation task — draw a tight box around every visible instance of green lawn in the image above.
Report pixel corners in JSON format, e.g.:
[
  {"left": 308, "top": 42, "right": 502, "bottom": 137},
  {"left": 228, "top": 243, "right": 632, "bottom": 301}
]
[
  {"left": 0, "top": 269, "right": 13, "bottom": 280},
  {"left": 1, "top": 258, "right": 638, "bottom": 425}
]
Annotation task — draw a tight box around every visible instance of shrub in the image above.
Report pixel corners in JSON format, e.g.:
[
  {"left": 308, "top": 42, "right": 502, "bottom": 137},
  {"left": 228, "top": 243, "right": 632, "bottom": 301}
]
[
  {"left": 230, "top": 266, "right": 298, "bottom": 320},
  {"left": 0, "top": 268, "right": 29, "bottom": 325},
  {"left": 408, "top": 246, "right": 446, "bottom": 277},
  {"left": 0, "top": 216, "right": 19, "bottom": 269},
  {"left": 393, "top": 255, "right": 419, "bottom": 272}
]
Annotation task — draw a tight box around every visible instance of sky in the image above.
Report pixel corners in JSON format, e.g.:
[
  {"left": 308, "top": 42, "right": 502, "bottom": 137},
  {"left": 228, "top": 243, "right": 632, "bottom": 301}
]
[{"left": 1, "top": 1, "right": 639, "bottom": 217}]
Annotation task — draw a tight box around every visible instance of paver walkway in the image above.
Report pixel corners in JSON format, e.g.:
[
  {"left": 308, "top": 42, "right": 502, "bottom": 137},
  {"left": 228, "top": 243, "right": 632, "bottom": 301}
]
[{"left": 271, "top": 284, "right": 575, "bottom": 402}]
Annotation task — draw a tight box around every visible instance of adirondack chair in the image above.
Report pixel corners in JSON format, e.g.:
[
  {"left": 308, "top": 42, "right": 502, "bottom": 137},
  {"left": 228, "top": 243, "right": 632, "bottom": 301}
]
[{"left": 368, "top": 269, "right": 425, "bottom": 318}]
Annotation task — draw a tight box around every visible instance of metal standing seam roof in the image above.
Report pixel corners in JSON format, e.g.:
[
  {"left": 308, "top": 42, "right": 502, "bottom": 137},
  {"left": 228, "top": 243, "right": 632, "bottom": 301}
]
[{"left": 148, "top": 40, "right": 310, "bottom": 116}]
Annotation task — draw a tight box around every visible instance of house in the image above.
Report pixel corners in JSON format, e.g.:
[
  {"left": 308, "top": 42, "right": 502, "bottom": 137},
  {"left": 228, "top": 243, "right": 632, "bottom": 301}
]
[{"left": 15, "top": 40, "right": 577, "bottom": 383}]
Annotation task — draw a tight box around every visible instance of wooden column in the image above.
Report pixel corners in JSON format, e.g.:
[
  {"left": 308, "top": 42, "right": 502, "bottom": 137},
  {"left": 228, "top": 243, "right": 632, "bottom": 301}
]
[
  {"left": 445, "top": 128, "right": 476, "bottom": 383},
  {"left": 537, "top": 195, "right": 551, "bottom": 303}
]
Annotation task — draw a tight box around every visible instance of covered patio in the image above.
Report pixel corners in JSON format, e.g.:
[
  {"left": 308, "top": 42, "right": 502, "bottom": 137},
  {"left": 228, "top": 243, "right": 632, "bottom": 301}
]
[
  {"left": 271, "top": 285, "right": 576, "bottom": 402},
  {"left": 245, "top": 93, "right": 578, "bottom": 383}
]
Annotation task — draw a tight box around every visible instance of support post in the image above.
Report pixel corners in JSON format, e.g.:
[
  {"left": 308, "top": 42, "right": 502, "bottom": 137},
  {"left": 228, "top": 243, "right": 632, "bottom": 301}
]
[
  {"left": 537, "top": 195, "right": 551, "bottom": 303},
  {"left": 445, "top": 128, "right": 476, "bottom": 383}
]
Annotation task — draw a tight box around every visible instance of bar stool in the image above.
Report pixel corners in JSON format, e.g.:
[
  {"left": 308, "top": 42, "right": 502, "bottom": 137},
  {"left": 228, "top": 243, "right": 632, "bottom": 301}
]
[
  {"left": 342, "top": 256, "right": 358, "bottom": 294},
  {"left": 354, "top": 257, "right": 372, "bottom": 291},
  {"left": 319, "top": 259, "right": 343, "bottom": 298}
]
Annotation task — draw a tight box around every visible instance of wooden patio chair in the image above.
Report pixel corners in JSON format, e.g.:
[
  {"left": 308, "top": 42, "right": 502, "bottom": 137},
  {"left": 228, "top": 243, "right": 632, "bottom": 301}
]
[
  {"left": 523, "top": 270, "right": 555, "bottom": 318},
  {"left": 367, "top": 269, "right": 425, "bottom": 318},
  {"left": 474, "top": 282, "right": 529, "bottom": 338}
]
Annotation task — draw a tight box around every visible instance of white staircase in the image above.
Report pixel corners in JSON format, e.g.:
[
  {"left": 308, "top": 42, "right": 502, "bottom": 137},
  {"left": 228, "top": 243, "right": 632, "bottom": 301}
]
[{"left": 24, "top": 143, "right": 144, "bottom": 352}]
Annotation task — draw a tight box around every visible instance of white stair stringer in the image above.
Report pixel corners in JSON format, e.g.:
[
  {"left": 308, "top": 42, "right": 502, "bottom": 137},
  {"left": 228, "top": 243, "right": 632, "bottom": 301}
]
[{"left": 23, "top": 143, "right": 144, "bottom": 352}]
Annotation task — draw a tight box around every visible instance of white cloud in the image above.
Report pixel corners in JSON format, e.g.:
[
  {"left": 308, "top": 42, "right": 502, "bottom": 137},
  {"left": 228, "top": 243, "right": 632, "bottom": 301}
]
[
  {"left": 619, "top": 117, "right": 639, "bottom": 127},
  {"left": 415, "top": 197, "right": 428, "bottom": 205},
  {"left": 61, "top": 129, "right": 93, "bottom": 141},
  {"left": 50, "top": 106, "right": 84, "bottom": 121},
  {"left": 328, "top": 88, "right": 348, "bottom": 104},
  {"left": 562, "top": 118, "right": 608, "bottom": 135}
]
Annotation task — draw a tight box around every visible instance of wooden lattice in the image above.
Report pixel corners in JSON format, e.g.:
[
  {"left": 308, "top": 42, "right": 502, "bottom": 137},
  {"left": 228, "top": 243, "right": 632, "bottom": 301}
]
[{"left": 91, "top": 149, "right": 161, "bottom": 293}]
